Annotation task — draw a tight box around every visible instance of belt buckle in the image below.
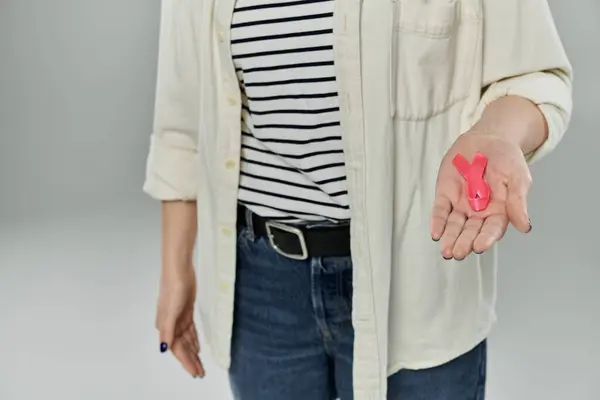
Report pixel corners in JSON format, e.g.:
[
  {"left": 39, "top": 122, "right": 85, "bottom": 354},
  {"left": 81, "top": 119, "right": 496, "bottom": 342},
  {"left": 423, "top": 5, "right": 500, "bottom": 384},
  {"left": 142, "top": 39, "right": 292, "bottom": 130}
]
[{"left": 264, "top": 221, "right": 309, "bottom": 260}]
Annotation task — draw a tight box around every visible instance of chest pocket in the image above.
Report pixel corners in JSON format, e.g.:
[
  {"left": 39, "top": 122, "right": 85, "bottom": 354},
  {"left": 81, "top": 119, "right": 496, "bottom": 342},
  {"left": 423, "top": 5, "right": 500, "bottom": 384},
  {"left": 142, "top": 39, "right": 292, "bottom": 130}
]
[{"left": 390, "top": 0, "right": 481, "bottom": 120}]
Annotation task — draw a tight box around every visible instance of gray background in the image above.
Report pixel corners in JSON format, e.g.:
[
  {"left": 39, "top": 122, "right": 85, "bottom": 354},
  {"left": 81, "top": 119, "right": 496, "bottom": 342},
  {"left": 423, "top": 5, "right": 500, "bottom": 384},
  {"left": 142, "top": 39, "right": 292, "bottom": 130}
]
[{"left": 0, "top": 0, "right": 598, "bottom": 399}]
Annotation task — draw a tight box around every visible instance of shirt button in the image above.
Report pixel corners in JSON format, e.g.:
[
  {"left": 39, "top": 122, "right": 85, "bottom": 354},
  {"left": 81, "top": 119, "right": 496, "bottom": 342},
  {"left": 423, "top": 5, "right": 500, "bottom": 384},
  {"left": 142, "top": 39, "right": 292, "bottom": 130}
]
[
  {"left": 225, "top": 159, "right": 236, "bottom": 169},
  {"left": 221, "top": 226, "right": 233, "bottom": 236},
  {"left": 218, "top": 30, "right": 225, "bottom": 42},
  {"left": 227, "top": 96, "right": 237, "bottom": 106},
  {"left": 219, "top": 281, "right": 231, "bottom": 293}
]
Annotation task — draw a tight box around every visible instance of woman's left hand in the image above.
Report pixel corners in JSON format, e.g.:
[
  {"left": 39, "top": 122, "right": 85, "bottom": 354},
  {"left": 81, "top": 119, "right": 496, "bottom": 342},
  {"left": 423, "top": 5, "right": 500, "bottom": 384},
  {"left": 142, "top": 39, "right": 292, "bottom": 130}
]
[{"left": 430, "top": 129, "right": 533, "bottom": 260}]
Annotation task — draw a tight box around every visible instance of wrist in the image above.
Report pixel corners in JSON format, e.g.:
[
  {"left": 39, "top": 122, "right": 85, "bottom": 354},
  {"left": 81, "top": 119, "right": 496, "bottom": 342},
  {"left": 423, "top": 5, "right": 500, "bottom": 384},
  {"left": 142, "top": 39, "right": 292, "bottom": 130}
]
[
  {"left": 162, "top": 257, "right": 194, "bottom": 272},
  {"left": 161, "top": 257, "right": 195, "bottom": 284},
  {"left": 474, "top": 95, "right": 548, "bottom": 154},
  {"left": 161, "top": 200, "right": 197, "bottom": 275}
]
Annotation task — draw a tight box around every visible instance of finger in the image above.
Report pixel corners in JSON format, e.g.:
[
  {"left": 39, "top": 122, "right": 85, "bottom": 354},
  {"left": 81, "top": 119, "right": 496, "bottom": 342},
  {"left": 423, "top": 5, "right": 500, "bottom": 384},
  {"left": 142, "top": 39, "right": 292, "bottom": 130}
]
[
  {"left": 172, "top": 338, "right": 204, "bottom": 378},
  {"left": 183, "top": 336, "right": 205, "bottom": 378},
  {"left": 190, "top": 323, "right": 201, "bottom": 354},
  {"left": 180, "top": 322, "right": 203, "bottom": 373},
  {"left": 506, "top": 172, "right": 532, "bottom": 233},
  {"left": 452, "top": 217, "right": 484, "bottom": 260},
  {"left": 194, "top": 354, "right": 205, "bottom": 378},
  {"left": 158, "top": 315, "right": 176, "bottom": 353},
  {"left": 440, "top": 210, "right": 467, "bottom": 259},
  {"left": 182, "top": 332, "right": 205, "bottom": 377},
  {"left": 183, "top": 324, "right": 200, "bottom": 355},
  {"left": 430, "top": 195, "right": 452, "bottom": 241},
  {"left": 473, "top": 214, "right": 508, "bottom": 253}
]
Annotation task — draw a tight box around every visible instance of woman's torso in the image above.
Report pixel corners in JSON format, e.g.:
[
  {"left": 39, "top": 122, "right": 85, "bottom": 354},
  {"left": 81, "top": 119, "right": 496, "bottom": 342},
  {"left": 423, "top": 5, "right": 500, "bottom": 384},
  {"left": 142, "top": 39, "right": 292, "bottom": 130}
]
[{"left": 192, "top": 1, "right": 495, "bottom": 398}]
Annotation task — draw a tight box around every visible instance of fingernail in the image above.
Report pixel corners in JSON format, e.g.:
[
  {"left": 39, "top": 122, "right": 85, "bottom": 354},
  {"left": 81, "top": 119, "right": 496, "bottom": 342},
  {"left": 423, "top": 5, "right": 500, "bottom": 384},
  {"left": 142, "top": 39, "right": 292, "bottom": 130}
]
[
  {"left": 443, "top": 256, "right": 453, "bottom": 261},
  {"left": 527, "top": 219, "right": 532, "bottom": 233},
  {"left": 432, "top": 236, "right": 440, "bottom": 242},
  {"left": 160, "top": 342, "right": 168, "bottom": 353}
]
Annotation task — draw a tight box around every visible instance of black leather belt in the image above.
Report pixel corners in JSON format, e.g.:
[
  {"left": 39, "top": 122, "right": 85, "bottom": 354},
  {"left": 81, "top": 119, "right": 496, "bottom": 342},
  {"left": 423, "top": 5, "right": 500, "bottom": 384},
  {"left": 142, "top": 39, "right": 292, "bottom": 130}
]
[{"left": 237, "top": 205, "right": 351, "bottom": 259}]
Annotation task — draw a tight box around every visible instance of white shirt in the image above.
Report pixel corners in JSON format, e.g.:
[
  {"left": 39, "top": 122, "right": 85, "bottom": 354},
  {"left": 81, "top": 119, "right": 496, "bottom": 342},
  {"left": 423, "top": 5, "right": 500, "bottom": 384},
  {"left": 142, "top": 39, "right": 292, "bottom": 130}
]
[
  {"left": 143, "top": 0, "right": 572, "bottom": 398},
  {"left": 231, "top": 0, "right": 350, "bottom": 221}
]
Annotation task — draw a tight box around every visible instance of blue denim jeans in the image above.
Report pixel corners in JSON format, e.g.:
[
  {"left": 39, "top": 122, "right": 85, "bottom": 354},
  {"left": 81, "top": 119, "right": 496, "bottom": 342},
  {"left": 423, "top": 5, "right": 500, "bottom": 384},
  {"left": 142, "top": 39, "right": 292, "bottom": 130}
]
[{"left": 229, "top": 223, "right": 487, "bottom": 400}]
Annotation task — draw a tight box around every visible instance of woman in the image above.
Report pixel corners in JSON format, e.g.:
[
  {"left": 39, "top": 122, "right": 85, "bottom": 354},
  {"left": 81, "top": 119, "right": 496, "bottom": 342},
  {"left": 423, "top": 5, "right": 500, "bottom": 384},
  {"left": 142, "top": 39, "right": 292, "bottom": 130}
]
[{"left": 144, "top": 0, "right": 572, "bottom": 398}]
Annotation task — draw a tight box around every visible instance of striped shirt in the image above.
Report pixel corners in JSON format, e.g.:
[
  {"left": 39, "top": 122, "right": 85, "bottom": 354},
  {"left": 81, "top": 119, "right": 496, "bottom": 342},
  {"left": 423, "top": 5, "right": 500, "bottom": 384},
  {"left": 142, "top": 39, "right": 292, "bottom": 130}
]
[{"left": 230, "top": 0, "right": 350, "bottom": 222}]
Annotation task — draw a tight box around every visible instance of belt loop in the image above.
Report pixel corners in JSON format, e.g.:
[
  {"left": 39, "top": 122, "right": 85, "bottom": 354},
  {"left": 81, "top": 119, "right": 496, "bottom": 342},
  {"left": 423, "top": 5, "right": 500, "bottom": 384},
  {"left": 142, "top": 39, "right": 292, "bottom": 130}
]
[{"left": 244, "top": 207, "right": 256, "bottom": 241}]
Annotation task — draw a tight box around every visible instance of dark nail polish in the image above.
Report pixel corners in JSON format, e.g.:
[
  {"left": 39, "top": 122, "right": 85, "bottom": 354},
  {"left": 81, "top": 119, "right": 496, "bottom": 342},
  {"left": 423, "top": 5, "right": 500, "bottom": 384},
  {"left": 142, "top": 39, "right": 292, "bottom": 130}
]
[
  {"left": 527, "top": 220, "right": 532, "bottom": 233},
  {"left": 432, "top": 237, "right": 440, "bottom": 242},
  {"left": 443, "top": 256, "right": 453, "bottom": 261},
  {"left": 160, "top": 342, "right": 168, "bottom": 353}
]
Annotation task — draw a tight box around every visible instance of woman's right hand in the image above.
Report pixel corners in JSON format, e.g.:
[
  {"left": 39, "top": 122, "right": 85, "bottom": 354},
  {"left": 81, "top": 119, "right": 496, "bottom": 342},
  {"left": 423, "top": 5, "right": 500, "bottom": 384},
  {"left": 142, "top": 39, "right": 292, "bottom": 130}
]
[{"left": 155, "top": 265, "right": 205, "bottom": 378}]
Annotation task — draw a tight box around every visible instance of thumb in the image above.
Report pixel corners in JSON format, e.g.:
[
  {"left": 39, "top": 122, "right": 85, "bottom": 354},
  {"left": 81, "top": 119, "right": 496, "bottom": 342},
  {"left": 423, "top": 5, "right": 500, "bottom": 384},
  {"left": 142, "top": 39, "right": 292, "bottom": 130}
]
[
  {"left": 506, "top": 173, "right": 532, "bottom": 233},
  {"left": 159, "top": 315, "right": 177, "bottom": 353}
]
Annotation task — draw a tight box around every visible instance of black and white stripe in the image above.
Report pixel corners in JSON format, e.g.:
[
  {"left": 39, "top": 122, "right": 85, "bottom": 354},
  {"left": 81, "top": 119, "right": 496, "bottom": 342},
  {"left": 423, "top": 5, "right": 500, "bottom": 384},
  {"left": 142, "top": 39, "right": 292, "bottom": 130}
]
[{"left": 231, "top": 0, "right": 350, "bottom": 222}]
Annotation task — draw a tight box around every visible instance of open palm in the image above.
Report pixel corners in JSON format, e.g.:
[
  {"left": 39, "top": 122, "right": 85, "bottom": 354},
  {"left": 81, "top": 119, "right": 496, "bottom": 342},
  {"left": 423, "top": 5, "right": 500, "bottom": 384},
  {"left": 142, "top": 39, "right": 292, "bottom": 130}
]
[{"left": 430, "top": 131, "right": 533, "bottom": 260}]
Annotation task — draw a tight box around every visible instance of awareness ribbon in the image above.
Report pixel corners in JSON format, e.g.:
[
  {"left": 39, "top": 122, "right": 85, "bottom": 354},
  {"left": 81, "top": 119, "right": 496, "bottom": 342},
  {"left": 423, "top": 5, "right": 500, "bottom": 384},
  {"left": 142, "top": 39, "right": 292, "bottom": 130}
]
[{"left": 452, "top": 152, "right": 491, "bottom": 212}]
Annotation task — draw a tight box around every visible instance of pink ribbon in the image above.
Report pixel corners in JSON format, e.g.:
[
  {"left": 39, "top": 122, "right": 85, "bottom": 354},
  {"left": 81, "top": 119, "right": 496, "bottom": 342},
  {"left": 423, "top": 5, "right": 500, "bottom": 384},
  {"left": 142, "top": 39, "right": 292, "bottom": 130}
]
[{"left": 452, "top": 152, "right": 491, "bottom": 212}]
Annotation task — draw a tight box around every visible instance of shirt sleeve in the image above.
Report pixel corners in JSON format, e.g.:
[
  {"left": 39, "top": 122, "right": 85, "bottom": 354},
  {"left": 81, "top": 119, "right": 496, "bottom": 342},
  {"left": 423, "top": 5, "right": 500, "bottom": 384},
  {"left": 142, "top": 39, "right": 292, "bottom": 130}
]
[
  {"left": 475, "top": 0, "right": 573, "bottom": 164},
  {"left": 143, "top": 0, "right": 200, "bottom": 200}
]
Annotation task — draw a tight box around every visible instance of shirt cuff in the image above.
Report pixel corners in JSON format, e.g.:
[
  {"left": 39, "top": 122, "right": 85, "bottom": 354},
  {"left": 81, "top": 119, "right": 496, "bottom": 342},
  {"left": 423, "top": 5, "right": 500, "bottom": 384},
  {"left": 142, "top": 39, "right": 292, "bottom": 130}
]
[
  {"left": 475, "top": 71, "right": 572, "bottom": 164},
  {"left": 143, "top": 131, "right": 198, "bottom": 201}
]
